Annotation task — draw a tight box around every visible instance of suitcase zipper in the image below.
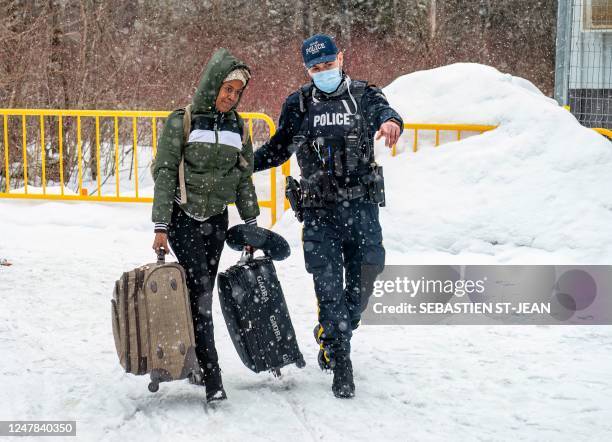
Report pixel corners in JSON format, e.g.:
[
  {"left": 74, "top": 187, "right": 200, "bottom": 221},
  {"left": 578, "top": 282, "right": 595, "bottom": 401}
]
[
  {"left": 136, "top": 268, "right": 147, "bottom": 374},
  {"left": 122, "top": 273, "right": 131, "bottom": 373},
  {"left": 133, "top": 268, "right": 147, "bottom": 375},
  {"left": 242, "top": 262, "right": 274, "bottom": 372}
]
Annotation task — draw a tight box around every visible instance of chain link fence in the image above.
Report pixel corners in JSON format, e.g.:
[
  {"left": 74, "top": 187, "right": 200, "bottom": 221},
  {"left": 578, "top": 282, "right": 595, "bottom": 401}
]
[{"left": 555, "top": 0, "right": 612, "bottom": 129}]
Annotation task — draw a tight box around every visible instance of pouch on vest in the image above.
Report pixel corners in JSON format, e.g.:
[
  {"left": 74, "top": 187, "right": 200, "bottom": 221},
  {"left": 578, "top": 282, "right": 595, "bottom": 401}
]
[{"left": 364, "top": 164, "right": 385, "bottom": 207}]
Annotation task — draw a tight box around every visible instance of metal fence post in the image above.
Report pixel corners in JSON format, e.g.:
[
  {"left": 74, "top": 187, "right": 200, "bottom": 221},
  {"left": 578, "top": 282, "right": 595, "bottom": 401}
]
[{"left": 554, "top": 0, "right": 572, "bottom": 106}]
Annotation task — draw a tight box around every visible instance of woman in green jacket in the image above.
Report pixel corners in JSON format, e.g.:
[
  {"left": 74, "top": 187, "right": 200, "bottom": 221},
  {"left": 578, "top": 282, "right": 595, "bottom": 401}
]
[{"left": 151, "top": 48, "right": 259, "bottom": 402}]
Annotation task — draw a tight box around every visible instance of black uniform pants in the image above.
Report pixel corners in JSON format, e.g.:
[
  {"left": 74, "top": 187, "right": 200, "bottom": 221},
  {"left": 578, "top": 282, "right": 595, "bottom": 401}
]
[
  {"left": 302, "top": 200, "right": 385, "bottom": 351},
  {"left": 167, "top": 203, "right": 228, "bottom": 370}
]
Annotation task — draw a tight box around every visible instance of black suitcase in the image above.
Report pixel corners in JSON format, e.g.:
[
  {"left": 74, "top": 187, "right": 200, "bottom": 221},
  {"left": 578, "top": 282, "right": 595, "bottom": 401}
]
[{"left": 218, "top": 253, "right": 305, "bottom": 376}]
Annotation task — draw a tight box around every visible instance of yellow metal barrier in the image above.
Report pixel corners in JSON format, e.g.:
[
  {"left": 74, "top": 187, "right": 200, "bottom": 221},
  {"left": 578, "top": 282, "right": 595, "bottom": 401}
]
[
  {"left": 391, "top": 122, "right": 610, "bottom": 156},
  {"left": 392, "top": 123, "right": 498, "bottom": 156},
  {"left": 0, "top": 109, "right": 279, "bottom": 225},
  {"left": 2, "top": 108, "right": 607, "bottom": 226},
  {"left": 593, "top": 128, "right": 612, "bottom": 139}
]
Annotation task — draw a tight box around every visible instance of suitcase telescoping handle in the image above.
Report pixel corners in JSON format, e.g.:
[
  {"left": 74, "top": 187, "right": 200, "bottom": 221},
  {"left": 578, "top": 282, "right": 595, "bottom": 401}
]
[
  {"left": 157, "top": 246, "right": 166, "bottom": 264},
  {"left": 239, "top": 248, "right": 253, "bottom": 264}
]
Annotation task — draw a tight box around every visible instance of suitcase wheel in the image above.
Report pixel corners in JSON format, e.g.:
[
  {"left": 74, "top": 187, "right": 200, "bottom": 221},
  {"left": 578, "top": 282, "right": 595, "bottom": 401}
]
[
  {"left": 296, "top": 356, "right": 306, "bottom": 369},
  {"left": 271, "top": 368, "right": 282, "bottom": 378},
  {"left": 148, "top": 381, "right": 160, "bottom": 393},
  {"left": 189, "top": 370, "right": 203, "bottom": 385}
]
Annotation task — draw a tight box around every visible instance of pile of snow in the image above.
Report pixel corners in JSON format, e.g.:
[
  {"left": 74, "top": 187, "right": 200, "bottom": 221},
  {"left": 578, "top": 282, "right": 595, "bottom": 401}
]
[{"left": 367, "top": 63, "right": 612, "bottom": 263}]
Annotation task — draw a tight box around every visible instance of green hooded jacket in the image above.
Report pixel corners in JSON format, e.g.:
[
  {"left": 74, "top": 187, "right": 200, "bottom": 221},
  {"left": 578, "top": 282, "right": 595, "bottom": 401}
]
[{"left": 152, "top": 48, "right": 260, "bottom": 228}]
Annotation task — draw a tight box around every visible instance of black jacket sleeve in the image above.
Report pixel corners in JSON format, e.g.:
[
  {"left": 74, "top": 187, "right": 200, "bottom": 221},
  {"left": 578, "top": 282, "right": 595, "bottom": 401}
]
[
  {"left": 254, "top": 92, "right": 303, "bottom": 172},
  {"left": 362, "top": 85, "right": 404, "bottom": 137}
]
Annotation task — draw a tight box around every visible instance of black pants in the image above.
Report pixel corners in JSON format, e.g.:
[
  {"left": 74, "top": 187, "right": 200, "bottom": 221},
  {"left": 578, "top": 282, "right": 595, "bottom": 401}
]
[
  {"left": 167, "top": 203, "right": 228, "bottom": 369},
  {"left": 302, "top": 200, "right": 385, "bottom": 352}
]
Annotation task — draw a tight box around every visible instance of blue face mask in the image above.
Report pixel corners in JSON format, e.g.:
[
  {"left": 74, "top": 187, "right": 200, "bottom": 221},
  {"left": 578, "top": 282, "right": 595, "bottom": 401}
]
[{"left": 312, "top": 67, "right": 342, "bottom": 93}]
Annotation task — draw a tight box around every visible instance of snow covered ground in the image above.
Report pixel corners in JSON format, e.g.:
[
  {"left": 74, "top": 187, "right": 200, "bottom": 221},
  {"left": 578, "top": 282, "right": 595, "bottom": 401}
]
[{"left": 1, "top": 63, "right": 611, "bottom": 441}]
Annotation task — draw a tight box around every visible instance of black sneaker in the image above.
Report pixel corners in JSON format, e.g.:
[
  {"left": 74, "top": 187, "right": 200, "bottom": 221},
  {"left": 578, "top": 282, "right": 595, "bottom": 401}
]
[
  {"left": 203, "top": 364, "right": 227, "bottom": 403},
  {"left": 331, "top": 355, "right": 355, "bottom": 399},
  {"left": 313, "top": 324, "right": 332, "bottom": 371}
]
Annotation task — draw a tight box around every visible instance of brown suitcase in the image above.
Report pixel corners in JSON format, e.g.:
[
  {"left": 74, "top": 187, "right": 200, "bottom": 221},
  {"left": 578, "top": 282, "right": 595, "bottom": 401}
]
[{"left": 111, "top": 249, "right": 201, "bottom": 392}]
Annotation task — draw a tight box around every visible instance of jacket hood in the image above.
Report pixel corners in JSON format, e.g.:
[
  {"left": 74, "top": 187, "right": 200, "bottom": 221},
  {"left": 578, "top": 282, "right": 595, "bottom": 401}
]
[{"left": 192, "top": 48, "right": 250, "bottom": 114}]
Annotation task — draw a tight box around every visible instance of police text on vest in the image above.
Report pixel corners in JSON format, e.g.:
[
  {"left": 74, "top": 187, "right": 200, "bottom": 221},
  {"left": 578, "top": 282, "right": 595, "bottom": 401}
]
[{"left": 313, "top": 113, "right": 352, "bottom": 127}]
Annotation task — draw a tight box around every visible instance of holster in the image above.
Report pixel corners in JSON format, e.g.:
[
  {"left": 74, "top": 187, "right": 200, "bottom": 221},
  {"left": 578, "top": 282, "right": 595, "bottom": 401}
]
[{"left": 285, "top": 176, "right": 304, "bottom": 222}]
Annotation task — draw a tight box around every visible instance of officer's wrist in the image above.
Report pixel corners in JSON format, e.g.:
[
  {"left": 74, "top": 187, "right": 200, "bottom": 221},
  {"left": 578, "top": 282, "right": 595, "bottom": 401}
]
[{"left": 385, "top": 118, "right": 402, "bottom": 129}]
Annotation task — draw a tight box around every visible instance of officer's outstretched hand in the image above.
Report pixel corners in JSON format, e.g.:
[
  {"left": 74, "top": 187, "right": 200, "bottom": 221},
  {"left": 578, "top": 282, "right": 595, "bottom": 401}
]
[{"left": 376, "top": 120, "right": 401, "bottom": 148}]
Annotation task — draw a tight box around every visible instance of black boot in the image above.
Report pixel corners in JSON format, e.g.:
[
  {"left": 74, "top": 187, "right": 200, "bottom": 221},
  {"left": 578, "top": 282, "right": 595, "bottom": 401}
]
[
  {"left": 313, "top": 324, "right": 332, "bottom": 371},
  {"left": 203, "top": 363, "right": 227, "bottom": 403},
  {"left": 331, "top": 350, "right": 355, "bottom": 399}
]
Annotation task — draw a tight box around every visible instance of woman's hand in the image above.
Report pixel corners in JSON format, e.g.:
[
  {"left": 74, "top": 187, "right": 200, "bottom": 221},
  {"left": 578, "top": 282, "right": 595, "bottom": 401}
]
[{"left": 152, "top": 232, "right": 169, "bottom": 255}]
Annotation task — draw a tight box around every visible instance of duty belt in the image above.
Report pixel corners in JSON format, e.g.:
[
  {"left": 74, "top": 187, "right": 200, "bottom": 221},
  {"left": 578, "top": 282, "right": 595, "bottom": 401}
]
[
  {"left": 337, "top": 183, "right": 368, "bottom": 201},
  {"left": 301, "top": 183, "right": 369, "bottom": 206}
]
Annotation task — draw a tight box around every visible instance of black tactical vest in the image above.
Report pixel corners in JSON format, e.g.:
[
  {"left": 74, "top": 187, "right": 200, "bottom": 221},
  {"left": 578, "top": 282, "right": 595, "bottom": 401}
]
[{"left": 294, "top": 80, "right": 373, "bottom": 186}]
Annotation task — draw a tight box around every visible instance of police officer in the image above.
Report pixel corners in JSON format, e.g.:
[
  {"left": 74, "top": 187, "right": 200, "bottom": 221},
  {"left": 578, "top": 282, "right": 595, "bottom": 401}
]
[{"left": 254, "top": 34, "right": 403, "bottom": 398}]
